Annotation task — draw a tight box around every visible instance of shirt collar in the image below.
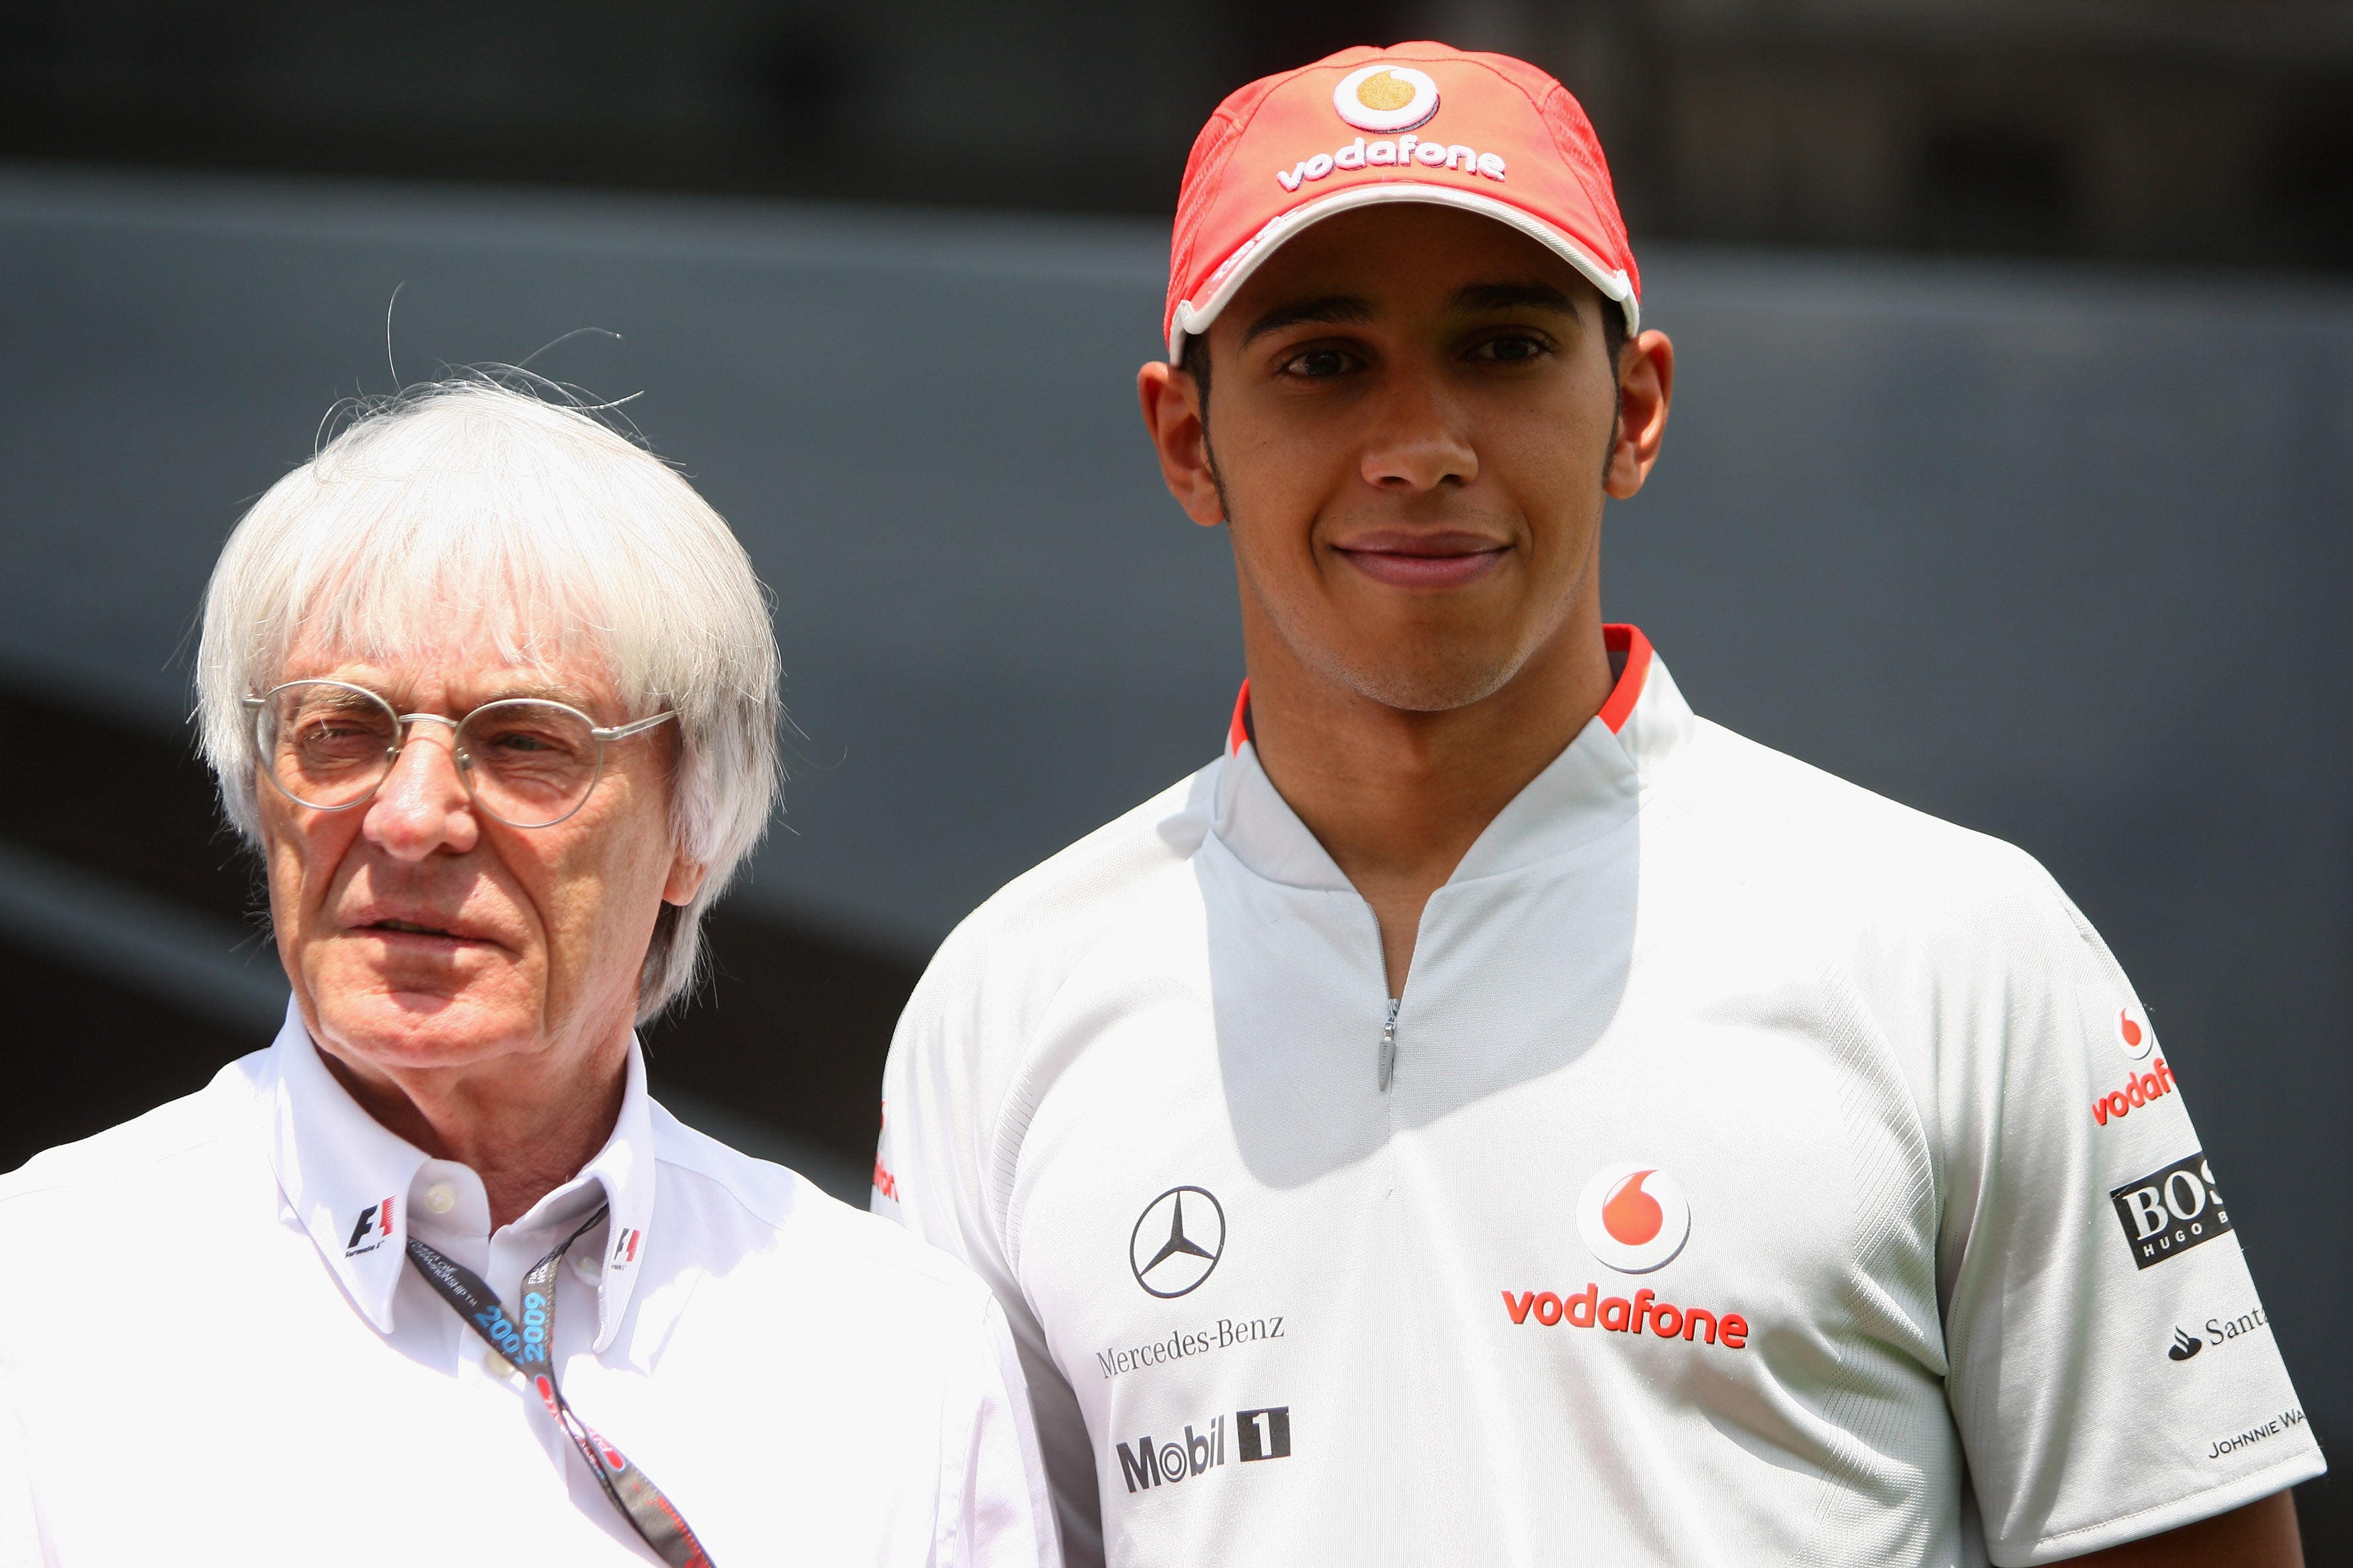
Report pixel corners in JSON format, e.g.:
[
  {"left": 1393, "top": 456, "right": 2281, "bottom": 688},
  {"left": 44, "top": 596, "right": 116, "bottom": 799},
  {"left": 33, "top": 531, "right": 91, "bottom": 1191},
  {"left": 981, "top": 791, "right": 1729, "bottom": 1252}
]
[
  {"left": 1212, "top": 624, "right": 1696, "bottom": 890},
  {"left": 266, "top": 997, "right": 660, "bottom": 1351}
]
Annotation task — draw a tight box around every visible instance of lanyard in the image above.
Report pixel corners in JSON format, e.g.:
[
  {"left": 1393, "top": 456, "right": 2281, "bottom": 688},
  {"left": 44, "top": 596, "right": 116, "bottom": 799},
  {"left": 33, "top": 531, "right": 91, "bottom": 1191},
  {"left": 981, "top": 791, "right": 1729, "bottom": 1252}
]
[{"left": 406, "top": 1205, "right": 715, "bottom": 1567}]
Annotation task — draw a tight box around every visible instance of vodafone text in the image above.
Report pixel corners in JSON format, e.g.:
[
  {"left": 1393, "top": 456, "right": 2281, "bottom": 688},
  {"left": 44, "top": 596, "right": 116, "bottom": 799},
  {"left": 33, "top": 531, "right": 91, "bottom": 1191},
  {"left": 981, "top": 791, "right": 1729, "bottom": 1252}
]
[
  {"left": 1501, "top": 1284, "right": 1749, "bottom": 1348},
  {"left": 1115, "top": 1407, "right": 1291, "bottom": 1493},
  {"left": 1098, "top": 1315, "right": 1285, "bottom": 1380},
  {"left": 1276, "top": 134, "right": 1507, "bottom": 192},
  {"left": 2093, "top": 1057, "right": 2175, "bottom": 1127}
]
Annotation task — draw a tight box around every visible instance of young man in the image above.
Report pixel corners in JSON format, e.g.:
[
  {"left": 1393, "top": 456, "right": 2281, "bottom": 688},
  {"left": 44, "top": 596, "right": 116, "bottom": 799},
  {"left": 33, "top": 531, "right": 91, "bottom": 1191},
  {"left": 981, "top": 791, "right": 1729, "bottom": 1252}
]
[{"left": 874, "top": 43, "right": 2320, "bottom": 1567}]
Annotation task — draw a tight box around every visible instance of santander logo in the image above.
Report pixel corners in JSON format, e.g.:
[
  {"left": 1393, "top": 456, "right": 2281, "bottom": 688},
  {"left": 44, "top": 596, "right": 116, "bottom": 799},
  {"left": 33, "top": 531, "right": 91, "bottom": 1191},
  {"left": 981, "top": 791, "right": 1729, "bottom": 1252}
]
[{"left": 1576, "top": 1163, "right": 1691, "bottom": 1274}]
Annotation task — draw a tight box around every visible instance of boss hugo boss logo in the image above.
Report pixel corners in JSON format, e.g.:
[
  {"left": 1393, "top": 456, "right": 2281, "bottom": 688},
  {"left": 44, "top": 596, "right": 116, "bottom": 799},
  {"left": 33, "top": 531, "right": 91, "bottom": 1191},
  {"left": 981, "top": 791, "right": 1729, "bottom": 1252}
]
[
  {"left": 1131, "top": 1186, "right": 1225, "bottom": 1298},
  {"left": 1115, "top": 1407, "right": 1291, "bottom": 1494},
  {"left": 344, "top": 1198, "right": 394, "bottom": 1256},
  {"left": 2111, "top": 1151, "right": 2233, "bottom": 1269},
  {"left": 1576, "top": 1164, "right": 1691, "bottom": 1274}
]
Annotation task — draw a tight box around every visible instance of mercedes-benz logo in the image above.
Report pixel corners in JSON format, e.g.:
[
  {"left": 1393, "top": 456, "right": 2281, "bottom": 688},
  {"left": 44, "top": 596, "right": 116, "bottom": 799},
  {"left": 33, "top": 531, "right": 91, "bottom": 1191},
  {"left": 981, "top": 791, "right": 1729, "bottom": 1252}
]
[{"left": 1129, "top": 1186, "right": 1225, "bottom": 1298}]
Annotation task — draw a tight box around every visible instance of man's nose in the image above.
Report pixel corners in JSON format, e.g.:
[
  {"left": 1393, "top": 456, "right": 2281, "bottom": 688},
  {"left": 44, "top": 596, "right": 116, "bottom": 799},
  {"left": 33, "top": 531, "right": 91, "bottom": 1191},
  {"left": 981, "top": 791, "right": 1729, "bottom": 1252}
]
[
  {"left": 1359, "top": 372, "right": 1478, "bottom": 493},
  {"left": 362, "top": 720, "right": 479, "bottom": 860}
]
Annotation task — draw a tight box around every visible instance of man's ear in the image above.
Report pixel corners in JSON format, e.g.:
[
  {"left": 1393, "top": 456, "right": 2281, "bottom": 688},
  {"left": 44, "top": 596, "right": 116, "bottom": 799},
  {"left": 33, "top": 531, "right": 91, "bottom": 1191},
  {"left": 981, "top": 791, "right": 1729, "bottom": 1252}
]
[
  {"left": 662, "top": 857, "right": 708, "bottom": 907},
  {"left": 1137, "top": 359, "right": 1227, "bottom": 527},
  {"left": 1605, "top": 329, "right": 1675, "bottom": 501}
]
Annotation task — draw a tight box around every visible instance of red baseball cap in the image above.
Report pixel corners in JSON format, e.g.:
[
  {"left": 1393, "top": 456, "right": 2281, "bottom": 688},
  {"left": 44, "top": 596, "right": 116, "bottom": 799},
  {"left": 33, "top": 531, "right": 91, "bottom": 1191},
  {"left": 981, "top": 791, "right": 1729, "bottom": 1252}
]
[{"left": 1163, "top": 42, "right": 1640, "bottom": 362}]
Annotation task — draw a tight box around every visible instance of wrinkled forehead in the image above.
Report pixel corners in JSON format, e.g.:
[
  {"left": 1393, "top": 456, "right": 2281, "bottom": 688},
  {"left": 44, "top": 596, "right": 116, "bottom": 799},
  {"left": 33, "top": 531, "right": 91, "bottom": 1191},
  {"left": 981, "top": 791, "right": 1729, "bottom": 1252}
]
[{"left": 264, "top": 556, "right": 621, "bottom": 710}]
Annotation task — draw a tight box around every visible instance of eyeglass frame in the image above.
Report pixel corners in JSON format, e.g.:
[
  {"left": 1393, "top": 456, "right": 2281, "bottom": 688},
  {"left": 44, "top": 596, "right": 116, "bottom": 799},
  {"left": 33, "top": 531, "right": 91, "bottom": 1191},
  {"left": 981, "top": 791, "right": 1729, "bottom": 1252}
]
[{"left": 242, "top": 678, "right": 679, "bottom": 829}]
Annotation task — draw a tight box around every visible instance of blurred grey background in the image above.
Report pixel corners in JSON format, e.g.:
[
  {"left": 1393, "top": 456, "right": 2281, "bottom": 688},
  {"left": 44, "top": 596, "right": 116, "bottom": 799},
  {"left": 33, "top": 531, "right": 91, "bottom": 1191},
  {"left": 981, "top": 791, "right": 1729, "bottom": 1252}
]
[{"left": 0, "top": 0, "right": 2346, "bottom": 1549}]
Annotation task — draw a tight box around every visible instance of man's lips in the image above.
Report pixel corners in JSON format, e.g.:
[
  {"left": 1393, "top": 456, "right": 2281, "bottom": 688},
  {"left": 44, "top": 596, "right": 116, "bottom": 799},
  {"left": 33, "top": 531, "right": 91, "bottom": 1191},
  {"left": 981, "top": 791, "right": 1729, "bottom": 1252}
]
[
  {"left": 1330, "top": 530, "right": 1511, "bottom": 589},
  {"left": 348, "top": 913, "right": 495, "bottom": 948}
]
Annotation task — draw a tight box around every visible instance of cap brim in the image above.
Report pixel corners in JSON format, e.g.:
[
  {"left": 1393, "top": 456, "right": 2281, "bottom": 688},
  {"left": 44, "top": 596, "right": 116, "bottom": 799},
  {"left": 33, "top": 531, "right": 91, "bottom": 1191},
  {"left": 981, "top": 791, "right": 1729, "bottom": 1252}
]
[{"left": 1168, "top": 181, "right": 1639, "bottom": 362}]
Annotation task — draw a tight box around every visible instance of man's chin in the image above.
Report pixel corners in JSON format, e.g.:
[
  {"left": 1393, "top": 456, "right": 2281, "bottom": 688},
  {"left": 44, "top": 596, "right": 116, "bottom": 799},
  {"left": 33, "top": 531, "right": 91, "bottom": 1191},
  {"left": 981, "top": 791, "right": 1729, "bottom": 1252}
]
[
  {"left": 306, "top": 979, "right": 539, "bottom": 1076},
  {"left": 1324, "top": 646, "right": 1529, "bottom": 714}
]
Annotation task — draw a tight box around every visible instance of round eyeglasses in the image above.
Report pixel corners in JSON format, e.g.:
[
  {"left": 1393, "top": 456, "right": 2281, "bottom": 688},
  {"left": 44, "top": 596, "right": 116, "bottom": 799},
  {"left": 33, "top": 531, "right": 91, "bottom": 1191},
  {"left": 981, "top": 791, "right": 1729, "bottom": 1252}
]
[{"left": 244, "top": 679, "right": 678, "bottom": 830}]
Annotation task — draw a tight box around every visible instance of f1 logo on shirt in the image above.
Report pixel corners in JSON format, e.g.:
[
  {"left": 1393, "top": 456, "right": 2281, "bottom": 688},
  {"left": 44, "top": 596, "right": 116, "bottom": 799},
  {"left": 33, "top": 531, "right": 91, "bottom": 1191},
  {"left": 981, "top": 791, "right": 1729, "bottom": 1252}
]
[
  {"left": 610, "top": 1229, "right": 643, "bottom": 1268},
  {"left": 2112, "top": 1151, "right": 2233, "bottom": 1270},
  {"left": 344, "top": 1198, "right": 394, "bottom": 1256}
]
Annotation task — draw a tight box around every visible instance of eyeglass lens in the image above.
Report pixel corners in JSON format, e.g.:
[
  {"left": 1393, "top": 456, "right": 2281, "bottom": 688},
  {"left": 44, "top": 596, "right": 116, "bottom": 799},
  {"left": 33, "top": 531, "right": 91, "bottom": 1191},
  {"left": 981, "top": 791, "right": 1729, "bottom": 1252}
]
[{"left": 257, "top": 682, "right": 607, "bottom": 829}]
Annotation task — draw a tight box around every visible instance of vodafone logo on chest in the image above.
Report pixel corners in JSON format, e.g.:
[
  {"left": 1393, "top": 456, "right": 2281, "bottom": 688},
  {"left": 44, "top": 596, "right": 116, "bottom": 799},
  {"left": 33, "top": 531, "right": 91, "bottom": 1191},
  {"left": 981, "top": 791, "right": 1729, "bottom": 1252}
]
[
  {"left": 1500, "top": 1163, "right": 1751, "bottom": 1353},
  {"left": 1577, "top": 1164, "right": 1690, "bottom": 1273}
]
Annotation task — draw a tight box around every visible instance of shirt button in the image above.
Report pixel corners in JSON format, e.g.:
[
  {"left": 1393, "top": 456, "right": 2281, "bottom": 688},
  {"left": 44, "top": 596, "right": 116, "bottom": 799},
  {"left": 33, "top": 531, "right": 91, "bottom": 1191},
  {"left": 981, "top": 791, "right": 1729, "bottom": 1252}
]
[
  {"left": 481, "top": 1349, "right": 515, "bottom": 1379},
  {"left": 573, "top": 1249, "right": 603, "bottom": 1280},
  {"left": 424, "top": 1183, "right": 456, "bottom": 1215}
]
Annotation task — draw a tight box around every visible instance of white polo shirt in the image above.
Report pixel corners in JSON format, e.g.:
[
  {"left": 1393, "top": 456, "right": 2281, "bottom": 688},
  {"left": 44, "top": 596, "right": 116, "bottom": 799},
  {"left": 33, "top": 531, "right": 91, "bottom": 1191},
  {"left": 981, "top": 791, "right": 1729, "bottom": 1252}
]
[
  {"left": 875, "top": 627, "right": 2322, "bottom": 1568},
  {"left": 0, "top": 1002, "right": 1056, "bottom": 1567}
]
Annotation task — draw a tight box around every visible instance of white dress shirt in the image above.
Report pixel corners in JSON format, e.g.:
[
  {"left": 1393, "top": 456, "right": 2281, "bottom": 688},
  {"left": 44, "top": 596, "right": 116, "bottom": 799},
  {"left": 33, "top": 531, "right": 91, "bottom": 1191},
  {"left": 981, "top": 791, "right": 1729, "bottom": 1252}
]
[{"left": 0, "top": 1001, "right": 1057, "bottom": 1567}]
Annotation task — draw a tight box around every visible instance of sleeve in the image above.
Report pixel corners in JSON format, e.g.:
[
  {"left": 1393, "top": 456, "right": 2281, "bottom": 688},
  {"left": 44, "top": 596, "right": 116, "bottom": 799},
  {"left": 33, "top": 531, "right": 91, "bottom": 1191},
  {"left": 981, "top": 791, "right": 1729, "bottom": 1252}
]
[
  {"left": 1929, "top": 858, "right": 2324, "bottom": 1565},
  {"left": 940, "top": 1296, "right": 1061, "bottom": 1568},
  {"left": 878, "top": 946, "right": 1106, "bottom": 1568}
]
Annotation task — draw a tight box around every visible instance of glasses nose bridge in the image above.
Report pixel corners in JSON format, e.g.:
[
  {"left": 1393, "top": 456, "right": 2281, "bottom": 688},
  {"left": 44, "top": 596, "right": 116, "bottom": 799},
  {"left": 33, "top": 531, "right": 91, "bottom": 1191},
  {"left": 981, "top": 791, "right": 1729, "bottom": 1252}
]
[{"left": 385, "top": 710, "right": 470, "bottom": 782}]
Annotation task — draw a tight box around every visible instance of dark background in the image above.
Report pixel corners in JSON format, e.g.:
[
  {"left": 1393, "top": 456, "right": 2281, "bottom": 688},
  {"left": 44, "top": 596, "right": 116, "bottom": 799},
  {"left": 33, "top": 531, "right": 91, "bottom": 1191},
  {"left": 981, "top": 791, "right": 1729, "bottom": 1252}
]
[
  {"left": 8, "top": 0, "right": 2353, "bottom": 265},
  {"left": 0, "top": 0, "right": 2347, "bottom": 1551}
]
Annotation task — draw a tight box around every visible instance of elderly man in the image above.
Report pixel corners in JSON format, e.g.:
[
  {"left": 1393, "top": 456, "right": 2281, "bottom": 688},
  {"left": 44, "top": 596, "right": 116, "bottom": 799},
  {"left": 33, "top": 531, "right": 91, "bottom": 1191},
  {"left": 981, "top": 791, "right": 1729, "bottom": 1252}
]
[{"left": 0, "top": 380, "right": 1055, "bottom": 1565}]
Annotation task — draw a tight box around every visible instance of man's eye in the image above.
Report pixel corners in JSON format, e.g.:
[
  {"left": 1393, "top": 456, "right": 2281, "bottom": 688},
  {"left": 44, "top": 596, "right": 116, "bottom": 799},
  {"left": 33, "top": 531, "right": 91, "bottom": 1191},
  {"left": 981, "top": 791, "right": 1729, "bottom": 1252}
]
[
  {"left": 1470, "top": 333, "right": 1549, "bottom": 363},
  {"left": 1283, "top": 347, "right": 1358, "bottom": 378}
]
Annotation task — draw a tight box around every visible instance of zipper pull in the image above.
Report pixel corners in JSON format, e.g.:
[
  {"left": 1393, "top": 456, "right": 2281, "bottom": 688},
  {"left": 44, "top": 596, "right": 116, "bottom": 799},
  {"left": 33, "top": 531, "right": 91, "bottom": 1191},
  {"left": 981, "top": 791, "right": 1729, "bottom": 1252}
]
[{"left": 1378, "top": 998, "right": 1400, "bottom": 1091}]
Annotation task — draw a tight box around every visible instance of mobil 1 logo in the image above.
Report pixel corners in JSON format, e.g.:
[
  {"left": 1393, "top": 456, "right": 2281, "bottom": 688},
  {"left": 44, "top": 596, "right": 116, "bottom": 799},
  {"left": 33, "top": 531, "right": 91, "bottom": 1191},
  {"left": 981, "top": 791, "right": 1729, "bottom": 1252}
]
[
  {"left": 1115, "top": 1407, "right": 1291, "bottom": 1495},
  {"left": 2112, "top": 1151, "right": 2233, "bottom": 1270}
]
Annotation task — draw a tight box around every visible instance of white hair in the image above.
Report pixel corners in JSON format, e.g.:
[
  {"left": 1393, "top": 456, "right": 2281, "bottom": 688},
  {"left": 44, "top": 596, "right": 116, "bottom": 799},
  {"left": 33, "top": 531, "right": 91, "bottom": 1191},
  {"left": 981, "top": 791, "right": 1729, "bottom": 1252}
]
[{"left": 195, "top": 375, "right": 781, "bottom": 1020}]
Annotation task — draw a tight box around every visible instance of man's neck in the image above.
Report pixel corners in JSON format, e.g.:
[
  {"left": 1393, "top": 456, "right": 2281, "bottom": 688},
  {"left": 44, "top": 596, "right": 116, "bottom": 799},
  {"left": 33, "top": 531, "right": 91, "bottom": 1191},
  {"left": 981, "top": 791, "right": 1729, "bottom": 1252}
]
[
  {"left": 318, "top": 1033, "right": 631, "bottom": 1231},
  {"left": 1243, "top": 608, "right": 1617, "bottom": 998}
]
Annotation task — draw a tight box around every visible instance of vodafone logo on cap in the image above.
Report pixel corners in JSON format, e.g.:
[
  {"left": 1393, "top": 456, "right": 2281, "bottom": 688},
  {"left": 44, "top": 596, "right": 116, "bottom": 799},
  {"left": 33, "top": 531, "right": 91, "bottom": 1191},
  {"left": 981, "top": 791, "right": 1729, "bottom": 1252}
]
[
  {"left": 1332, "top": 65, "right": 1439, "bottom": 133},
  {"left": 1577, "top": 1163, "right": 1691, "bottom": 1274}
]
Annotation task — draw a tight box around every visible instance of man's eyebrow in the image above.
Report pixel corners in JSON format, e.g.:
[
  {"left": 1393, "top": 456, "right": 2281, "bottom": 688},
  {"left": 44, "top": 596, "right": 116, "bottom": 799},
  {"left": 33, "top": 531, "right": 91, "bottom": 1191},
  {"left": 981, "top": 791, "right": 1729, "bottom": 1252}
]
[
  {"left": 1240, "top": 294, "right": 1377, "bottom": 345},
  {"left": 466, "top": 680, "right": 614, "bottom": 715},
  {"left": 1449, "top": 281, "right": 1581, "bottom": 317}
]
